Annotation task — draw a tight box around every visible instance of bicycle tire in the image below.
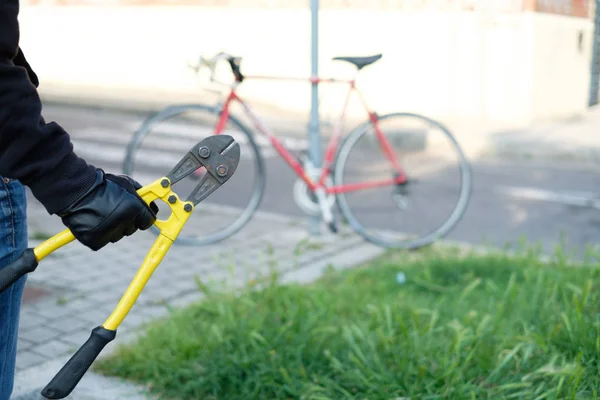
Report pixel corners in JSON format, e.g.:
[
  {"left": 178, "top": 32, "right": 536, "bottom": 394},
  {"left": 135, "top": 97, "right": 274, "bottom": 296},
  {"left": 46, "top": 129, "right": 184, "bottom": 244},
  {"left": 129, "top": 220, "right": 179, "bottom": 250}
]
[
  {"left": 123, "top": 103, "right": 266, "bottom": 246},
  {"left": 333, "top": 112, "right": 472, "bottom": 249}
]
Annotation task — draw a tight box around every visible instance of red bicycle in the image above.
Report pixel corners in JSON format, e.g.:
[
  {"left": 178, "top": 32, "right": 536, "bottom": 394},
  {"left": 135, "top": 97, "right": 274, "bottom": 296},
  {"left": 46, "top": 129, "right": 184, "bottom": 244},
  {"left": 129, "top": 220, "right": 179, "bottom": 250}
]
[{"left": 123, "top": 52, "right": 472, "bottom": 249}]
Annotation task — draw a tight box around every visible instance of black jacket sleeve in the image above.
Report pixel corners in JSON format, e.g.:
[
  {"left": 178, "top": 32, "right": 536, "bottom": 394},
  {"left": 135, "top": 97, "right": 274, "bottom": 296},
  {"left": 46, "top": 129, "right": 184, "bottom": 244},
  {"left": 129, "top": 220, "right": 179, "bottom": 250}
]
[{"left": 0, "top": 0, "right": 98, "bottom": 215}]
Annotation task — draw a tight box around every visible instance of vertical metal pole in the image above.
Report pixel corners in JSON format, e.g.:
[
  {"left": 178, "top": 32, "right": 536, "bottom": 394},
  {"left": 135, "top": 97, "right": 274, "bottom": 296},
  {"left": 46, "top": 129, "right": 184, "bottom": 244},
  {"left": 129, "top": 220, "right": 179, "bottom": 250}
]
[
  {"left": 589, "top": 0, "right": 600, "bottom": 106},
  {"left": 308, "top": 0, "right": 321, "bottom": 236}
]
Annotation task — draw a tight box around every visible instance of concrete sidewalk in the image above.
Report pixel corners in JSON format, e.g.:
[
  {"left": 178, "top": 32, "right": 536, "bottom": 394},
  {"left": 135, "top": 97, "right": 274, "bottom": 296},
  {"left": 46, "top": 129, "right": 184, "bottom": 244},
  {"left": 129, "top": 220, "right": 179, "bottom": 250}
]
[
  {"left": 481, "top": 108, "right": 600, "bottom": 164},
  {"left": 39, "top": 87, "right": 600, "bottom": 166},
  {"left": 11, "top": 195, "right": 384, "bottom": 399}
]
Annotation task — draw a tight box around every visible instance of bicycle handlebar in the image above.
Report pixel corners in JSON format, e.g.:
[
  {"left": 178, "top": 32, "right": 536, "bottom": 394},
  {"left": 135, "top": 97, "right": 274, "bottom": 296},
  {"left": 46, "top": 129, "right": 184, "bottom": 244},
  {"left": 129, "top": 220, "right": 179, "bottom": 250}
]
[{"left": 188, "top": 51, "right": 244, "bottom": 84}]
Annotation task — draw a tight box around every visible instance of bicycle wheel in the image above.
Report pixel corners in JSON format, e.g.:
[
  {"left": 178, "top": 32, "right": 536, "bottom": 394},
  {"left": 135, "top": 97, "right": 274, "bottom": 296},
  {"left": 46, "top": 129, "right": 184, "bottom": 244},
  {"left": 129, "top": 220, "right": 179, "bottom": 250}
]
[
  {"left": 333, "top": 112, "right": 472, "bottom": 249},
  {"left": 123, "top": 103, "right": 266, "bottom": 246}
]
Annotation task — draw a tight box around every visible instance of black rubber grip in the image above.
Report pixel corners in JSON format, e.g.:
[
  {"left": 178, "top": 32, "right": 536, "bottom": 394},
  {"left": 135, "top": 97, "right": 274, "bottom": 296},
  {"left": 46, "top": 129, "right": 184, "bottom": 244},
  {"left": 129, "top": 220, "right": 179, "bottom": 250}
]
[
  {"left": 0, "top": 248, "right": 38, "bottom": 294},
  {"left": 41, "top": 326, "right": 117, "bottom": 399}
]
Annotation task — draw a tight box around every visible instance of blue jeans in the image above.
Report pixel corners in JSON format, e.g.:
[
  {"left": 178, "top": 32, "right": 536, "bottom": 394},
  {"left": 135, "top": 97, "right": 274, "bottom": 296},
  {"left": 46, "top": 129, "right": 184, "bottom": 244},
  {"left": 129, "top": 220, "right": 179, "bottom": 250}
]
[{"left": 0, "top": 178, "right": 27, "bottom": 400}]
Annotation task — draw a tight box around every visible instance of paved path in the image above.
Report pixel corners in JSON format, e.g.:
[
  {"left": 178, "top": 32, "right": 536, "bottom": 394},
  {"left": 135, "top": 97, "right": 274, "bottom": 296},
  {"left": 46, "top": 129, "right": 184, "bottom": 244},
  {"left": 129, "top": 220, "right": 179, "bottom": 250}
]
[{"left": 481, "top": 108, "right": 600, "bottom": 164}]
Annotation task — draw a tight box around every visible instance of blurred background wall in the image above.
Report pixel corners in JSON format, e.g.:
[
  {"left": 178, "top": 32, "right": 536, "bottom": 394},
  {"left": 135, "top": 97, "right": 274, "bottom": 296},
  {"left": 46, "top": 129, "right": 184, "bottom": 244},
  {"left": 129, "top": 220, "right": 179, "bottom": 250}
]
[{"left": 17, "top": 0, "right": 596, "bottom": 126}]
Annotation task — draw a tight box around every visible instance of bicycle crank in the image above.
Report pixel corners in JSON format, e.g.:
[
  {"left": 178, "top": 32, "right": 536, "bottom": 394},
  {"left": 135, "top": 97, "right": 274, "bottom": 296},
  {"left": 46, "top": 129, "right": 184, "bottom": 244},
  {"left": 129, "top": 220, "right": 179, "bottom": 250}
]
[
  {"left": 292, "top": 178, "right": 338, "bottom": 233},
  {"left": 292, "top": 178, "right": 335, "bottom": 217},
  {"left": 315, "top": 187, "right": 339, "bottom": 233}
]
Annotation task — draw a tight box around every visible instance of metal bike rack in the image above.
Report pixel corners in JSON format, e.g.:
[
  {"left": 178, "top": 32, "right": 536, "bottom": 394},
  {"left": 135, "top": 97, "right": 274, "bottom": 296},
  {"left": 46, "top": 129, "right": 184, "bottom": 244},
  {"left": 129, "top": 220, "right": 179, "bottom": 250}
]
[
  {"left": 308, "top": 0, "right": 322, "bottom": 236},
  {"left": 590, "top": 0, "right": 600, "bottom": 106}
]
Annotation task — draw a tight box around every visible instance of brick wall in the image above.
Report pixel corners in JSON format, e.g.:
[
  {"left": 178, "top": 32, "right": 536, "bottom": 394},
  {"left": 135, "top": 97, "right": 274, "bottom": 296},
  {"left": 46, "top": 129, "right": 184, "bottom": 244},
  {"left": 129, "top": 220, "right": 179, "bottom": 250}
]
[
  {"left": 16, "top": 0, "right": 517, "bottom": 11},
  {"left": 529, "top": 0, "right": 592, "bottom": 18},
  {"left": 21, "top": 0, "right": 593, "bottom": 17}
]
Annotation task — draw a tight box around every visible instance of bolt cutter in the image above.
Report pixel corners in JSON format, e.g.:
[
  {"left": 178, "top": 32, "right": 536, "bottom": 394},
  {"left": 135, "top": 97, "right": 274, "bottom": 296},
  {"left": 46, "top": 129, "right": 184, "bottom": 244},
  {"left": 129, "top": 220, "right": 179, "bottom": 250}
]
[{"left": 0, "top": 134, "right": 241, "bottom": 399}]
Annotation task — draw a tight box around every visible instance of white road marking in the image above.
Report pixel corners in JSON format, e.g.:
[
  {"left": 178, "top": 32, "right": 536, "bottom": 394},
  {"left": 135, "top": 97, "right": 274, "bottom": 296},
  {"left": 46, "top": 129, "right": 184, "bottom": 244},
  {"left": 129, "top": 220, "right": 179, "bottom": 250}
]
[
  {"left": 72, "top": 124, "right": 465, "bottom": 183},
  {"left": 72, "top": 124, "right": 306, "bottom": 159},
  {"left": 123, "top": 120, "right": 309, "bottom": 150},
  {"left": 71, "top": 125, "right": 277, "bottom": 164},
  {"left": 72, "top": 138, "right": 275, "bottom": 166},
  {"left": 496, "top": 185, "right": 600, "bottom": 209},
  {"left": 73, "top": 141, "right": 181, "bottom": 168}
]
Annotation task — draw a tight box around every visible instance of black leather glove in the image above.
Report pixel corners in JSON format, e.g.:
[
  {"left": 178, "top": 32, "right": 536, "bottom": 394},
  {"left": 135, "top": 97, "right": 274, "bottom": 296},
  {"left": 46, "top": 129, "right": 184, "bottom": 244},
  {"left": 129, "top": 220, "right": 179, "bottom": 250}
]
[{"left": 56, "top": 169, "right": 159, "bottom": 251}]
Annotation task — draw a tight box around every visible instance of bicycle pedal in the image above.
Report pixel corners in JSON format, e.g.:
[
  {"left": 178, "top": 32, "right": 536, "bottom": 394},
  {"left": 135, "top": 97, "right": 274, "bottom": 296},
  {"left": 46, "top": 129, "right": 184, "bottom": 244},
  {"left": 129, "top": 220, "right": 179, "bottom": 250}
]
[
  {"left": 326, "top": 212, "right": 339, "bottom": 234},
  {"left": 327, "top": 221, "right": 338, "bottom": 234}
]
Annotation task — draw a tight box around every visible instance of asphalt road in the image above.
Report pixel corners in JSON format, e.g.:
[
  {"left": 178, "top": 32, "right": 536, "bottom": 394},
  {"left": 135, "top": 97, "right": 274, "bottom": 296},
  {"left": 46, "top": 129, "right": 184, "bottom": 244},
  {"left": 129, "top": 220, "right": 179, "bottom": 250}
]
[{"left": 36, "top": 103, "right": 600, "bottom": 257}]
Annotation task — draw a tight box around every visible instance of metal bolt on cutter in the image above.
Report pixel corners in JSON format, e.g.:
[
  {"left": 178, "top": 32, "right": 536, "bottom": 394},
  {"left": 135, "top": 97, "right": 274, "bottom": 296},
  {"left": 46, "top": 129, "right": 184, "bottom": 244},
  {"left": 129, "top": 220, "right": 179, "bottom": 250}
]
[{"left": 0, "top": 135, "right": 241, "bottom": 399}]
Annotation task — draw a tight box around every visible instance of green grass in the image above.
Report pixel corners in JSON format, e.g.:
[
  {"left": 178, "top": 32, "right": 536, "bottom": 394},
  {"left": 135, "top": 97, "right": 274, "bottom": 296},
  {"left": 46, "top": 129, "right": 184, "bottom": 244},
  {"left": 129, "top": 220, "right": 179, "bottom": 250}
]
[
  {"left": 96, "top": 247, "right": 600, "bottom": 400},
  {"left": 29, "top": 230, "right": 53, "bottom": 241}
]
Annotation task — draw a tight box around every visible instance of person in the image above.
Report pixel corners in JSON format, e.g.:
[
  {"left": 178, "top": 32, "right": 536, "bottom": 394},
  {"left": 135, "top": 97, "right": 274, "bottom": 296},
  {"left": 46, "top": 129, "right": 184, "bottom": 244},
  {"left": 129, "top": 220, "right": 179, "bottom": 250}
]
[{"left": 0, "top": 1, "right": 159, "bottom": 398}]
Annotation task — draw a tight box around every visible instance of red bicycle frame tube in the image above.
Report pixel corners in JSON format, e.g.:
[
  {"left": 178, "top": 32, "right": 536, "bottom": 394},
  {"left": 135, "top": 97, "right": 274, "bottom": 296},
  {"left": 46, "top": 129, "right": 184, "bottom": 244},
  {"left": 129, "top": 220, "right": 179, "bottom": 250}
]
[{"left": 212, "top": 75, "right": 407, "bottom": 194}]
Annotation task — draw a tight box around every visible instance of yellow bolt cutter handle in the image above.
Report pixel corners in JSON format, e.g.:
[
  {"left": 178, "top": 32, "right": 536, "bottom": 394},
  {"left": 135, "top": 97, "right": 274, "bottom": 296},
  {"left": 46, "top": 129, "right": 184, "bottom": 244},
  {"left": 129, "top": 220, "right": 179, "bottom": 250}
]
[{"left": 0, "top": 134, "right": 241, "bottom": 399}]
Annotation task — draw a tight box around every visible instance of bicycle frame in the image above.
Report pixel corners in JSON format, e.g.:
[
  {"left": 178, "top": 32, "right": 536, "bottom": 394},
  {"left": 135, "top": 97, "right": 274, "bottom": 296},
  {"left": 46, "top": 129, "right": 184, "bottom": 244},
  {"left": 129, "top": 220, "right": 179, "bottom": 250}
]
[{"left": 211, "top": 73, "right": 407, "bottom": 195}]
